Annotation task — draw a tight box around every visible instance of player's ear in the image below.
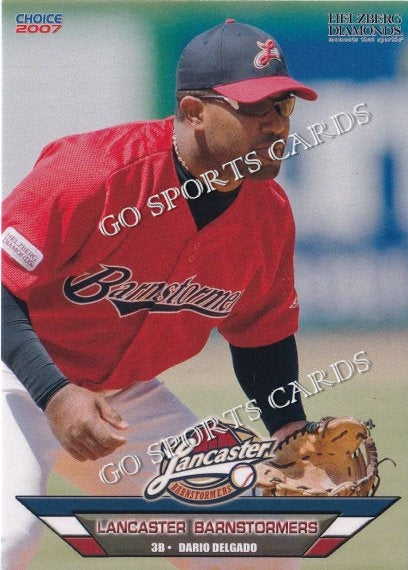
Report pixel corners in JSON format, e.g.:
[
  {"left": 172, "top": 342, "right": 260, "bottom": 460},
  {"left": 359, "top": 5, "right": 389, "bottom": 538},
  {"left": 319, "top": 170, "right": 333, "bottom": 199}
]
[{"left": 178, "top": 96, "right": 204, "bottom": 130}]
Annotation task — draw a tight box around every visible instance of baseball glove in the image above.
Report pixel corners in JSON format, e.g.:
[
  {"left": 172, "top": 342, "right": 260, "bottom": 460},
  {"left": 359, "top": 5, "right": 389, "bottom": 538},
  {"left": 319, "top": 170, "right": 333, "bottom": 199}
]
[{"left": 256, "top": 416, "right": 379, "bottom": 496}]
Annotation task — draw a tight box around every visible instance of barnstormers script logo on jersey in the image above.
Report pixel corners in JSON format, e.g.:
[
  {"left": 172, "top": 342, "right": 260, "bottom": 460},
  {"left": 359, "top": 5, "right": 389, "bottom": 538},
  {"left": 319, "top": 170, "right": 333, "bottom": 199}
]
[
  {"left": 254, "top": 39, "right": 281, "bottom": 68},
  {"left": 63, "top": 264, "right": 243, "bottom": 318},
  {"left": 144, "top": 422, "right": 275, "bottom": 505}
]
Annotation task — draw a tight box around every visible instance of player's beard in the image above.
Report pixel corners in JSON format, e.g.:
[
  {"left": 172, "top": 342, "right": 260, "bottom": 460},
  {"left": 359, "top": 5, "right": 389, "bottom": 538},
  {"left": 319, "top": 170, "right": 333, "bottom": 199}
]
[
  {"left": 195, "top": 131, "right": 284, "bottom": 183},
  {"left": 249, "top": 139, "right": 287, "bottom": 179},
  {"left": 249, "top": 159, "right": 282, "bottom": 180}
]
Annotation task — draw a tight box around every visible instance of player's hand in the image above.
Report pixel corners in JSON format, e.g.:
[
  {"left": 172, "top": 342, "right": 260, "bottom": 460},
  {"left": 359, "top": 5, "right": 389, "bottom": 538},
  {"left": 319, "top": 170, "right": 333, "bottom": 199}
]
[{"left": 44, "top": 383, "right": 129, "bottom": 461}]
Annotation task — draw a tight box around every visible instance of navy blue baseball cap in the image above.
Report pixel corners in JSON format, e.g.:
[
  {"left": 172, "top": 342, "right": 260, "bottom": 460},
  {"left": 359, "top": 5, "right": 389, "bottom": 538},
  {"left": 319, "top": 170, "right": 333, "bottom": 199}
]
[{"left": 176, "top": 19, "right": 317, "bottom": 103}]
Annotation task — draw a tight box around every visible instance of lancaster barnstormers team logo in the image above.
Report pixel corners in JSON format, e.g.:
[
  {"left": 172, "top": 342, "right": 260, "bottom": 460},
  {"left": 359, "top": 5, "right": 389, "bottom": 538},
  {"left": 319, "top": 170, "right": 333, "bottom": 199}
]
[
  {"left": 144, "top": 421, "right": 275, "bottom": 505},
  {"left": 254, "top": 39, "right": 281, "bottom": 69}
]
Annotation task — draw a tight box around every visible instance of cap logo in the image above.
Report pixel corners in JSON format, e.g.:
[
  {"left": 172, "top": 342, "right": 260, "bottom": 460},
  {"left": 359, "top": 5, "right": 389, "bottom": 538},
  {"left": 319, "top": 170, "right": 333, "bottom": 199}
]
[{"left": 254, "top": 39, "right": 281, "bottom": 69}]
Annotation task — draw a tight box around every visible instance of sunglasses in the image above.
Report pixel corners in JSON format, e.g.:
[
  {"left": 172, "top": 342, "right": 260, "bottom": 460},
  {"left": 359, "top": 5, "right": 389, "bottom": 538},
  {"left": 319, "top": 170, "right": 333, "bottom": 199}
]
[{"left": 197, "top": 94, "right": 296, "bottom": 117}]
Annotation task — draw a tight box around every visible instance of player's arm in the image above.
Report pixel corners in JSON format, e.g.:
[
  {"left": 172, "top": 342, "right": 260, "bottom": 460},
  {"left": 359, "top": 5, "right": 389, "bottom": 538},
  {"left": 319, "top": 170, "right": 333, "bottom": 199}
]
[
  {"left": 2, "top": 284, "right": 70, "bottom": 408},
  {"left": 1, "top": 284, "right": 128, "bottom": 461},
  {"left": 229, "top": 335, "right": 306, "bottom": 436},
  {"left": 2, "top": 134, "right": 133, "bottom": 461}
]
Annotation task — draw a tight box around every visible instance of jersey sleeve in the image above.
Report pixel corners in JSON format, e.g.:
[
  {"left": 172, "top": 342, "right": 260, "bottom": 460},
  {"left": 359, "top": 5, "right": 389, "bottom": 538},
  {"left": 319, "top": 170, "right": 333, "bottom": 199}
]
[
  {"left": 218, "top": 200, "right": 299, "bottom": 347},
  {"left": 2, "top": 136, "right": 109, "bottom": 300}
]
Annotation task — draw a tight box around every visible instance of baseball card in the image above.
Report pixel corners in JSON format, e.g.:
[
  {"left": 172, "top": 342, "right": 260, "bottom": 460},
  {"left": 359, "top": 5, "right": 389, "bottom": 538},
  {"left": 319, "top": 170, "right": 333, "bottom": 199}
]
[{"left": 2, "top": 1, "right": 407, "bottom": 569}]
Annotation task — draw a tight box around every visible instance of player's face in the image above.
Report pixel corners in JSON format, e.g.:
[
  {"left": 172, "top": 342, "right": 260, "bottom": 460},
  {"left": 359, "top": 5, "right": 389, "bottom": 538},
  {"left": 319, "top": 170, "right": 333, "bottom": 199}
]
[{"left": 199, "top": 96, "right": 291, "bottom": 180}]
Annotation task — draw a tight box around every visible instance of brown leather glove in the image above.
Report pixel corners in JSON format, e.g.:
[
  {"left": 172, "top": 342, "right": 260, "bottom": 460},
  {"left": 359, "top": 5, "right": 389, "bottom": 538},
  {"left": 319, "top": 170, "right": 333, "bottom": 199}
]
[{"left": 256, "top": 416, "right": 379, "bottom": 496}]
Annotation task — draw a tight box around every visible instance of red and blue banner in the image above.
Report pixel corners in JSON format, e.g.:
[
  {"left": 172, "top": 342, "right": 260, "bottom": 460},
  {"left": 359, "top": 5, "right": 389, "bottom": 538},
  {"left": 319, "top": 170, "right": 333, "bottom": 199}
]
[{"left": 17, "top": 496, "right": 399, "bottom": 558}]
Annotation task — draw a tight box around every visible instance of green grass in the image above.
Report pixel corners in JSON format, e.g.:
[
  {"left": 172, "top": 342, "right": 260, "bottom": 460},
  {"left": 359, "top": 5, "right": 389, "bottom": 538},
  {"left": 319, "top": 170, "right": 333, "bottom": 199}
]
[{"left": 30, "top": 331, "right": 408, "bottom": 569}]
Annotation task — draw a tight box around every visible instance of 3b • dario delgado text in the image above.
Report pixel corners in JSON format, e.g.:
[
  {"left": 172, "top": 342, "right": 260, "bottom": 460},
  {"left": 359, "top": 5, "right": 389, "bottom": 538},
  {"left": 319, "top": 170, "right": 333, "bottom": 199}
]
[{"left": 179, "top": 542, "right": 258, "bottom": 553}]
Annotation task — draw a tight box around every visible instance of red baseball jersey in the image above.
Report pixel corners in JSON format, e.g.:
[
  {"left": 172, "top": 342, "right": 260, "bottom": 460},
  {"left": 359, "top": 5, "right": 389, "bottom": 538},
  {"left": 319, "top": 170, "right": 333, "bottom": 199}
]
[{"left": 2, "top": 117, "right": 299, "bottom": 390}]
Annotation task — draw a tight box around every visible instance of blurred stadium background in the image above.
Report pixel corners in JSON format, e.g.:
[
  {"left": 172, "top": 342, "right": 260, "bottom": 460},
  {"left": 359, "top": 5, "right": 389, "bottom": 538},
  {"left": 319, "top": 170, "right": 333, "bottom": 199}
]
[{"left": 2, "top": 1, "right": 408, "bottom": 568}]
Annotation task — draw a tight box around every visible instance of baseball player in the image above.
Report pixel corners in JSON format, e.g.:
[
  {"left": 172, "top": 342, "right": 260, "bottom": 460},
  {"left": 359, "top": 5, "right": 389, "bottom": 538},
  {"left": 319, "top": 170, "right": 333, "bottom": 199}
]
[{"left": 2, "top": 20, "right": 317, "bottom": 569}]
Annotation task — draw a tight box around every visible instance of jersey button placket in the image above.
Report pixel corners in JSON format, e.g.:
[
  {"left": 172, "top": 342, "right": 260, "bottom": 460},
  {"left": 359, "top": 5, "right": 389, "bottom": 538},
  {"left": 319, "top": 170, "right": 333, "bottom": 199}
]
[{"left": 189, "top": 242, "right": 200, "bottom": 262}]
